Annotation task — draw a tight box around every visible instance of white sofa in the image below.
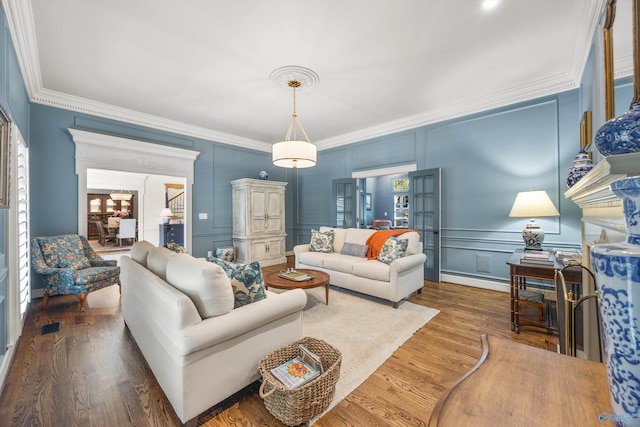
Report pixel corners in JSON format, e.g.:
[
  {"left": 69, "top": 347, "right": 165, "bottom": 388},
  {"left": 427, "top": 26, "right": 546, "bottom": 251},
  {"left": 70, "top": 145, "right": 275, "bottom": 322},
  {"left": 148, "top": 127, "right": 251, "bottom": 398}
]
[
  {"left": 120, "top": 241, "right": 307, "bottom": 426},
  {"left": 294, "top": 227, "right": 426, "bottom": 307}
]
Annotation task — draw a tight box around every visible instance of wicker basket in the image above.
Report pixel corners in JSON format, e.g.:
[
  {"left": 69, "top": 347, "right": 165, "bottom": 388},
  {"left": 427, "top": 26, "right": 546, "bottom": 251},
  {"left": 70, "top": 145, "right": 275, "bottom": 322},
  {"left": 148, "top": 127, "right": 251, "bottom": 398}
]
[{"left": 259, "top": 337, "right": 342, "bottom": 426}]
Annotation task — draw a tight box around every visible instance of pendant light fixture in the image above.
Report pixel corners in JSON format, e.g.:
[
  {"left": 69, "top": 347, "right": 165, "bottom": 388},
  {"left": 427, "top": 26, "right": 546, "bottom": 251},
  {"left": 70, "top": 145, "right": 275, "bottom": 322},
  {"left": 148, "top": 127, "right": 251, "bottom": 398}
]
[
  {"left": 110, "top": 189, "right": 132, "bottom": 201},
  {"left": 272, "top": 79, "right": 317, "bottom": 169}
]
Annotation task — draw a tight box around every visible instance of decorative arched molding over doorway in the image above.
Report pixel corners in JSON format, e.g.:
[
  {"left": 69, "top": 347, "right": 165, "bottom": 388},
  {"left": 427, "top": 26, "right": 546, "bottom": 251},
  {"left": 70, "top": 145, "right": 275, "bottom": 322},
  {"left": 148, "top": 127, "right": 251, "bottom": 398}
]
[{"left": 70, "top": 129, "right": 200, "bottom": 251}]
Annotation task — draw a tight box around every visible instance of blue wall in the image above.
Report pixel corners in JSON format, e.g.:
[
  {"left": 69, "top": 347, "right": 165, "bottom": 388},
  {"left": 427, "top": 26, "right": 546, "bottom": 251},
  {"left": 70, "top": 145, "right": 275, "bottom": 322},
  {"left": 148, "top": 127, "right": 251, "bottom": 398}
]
[{"left": 290, "top": 91, "right": 586, "bottom": 284}]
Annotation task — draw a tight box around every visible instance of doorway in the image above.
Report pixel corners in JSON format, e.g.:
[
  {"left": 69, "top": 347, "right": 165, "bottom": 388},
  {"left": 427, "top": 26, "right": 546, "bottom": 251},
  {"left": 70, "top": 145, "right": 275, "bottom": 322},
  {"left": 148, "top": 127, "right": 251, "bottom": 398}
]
[{"left": 70, "top": 129, "right": 199, "bottom": 251}]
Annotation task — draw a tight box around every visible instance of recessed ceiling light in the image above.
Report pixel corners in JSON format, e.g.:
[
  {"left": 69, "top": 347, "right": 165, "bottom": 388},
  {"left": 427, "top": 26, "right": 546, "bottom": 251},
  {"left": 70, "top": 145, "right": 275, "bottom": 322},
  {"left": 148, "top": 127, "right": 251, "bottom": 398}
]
[{"left": 482, "top": 0, "right": 500, "bottom": 10}]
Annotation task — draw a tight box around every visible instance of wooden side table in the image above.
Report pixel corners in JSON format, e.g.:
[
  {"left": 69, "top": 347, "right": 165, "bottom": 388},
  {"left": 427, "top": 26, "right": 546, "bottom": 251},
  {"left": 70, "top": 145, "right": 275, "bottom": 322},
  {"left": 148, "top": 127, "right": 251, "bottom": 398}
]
[
  {"left": 428, "top": 334, "right": 611, "bottom": 427},
  {"left": 506, "top": 251, "right": 560, "bottom": 333}
]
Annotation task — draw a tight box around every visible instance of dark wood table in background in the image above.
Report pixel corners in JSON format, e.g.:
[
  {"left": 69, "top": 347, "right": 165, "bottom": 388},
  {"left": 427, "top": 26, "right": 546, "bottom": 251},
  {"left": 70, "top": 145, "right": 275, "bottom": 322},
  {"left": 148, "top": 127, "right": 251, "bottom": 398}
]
[{"left": 264, "top": 269, "right": 331, "bottom": 304}]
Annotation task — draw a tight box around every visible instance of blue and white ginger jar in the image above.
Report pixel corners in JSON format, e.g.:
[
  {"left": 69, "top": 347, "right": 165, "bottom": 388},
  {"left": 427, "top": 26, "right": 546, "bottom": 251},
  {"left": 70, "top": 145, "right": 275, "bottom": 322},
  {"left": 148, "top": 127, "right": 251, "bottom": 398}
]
[
  {"left": 567, "top": 150, "right": 593, "bottom": 188},
  {"left": 594, "top": 103, "right": 640, "bottom": 156},
  {"left": 258, "top": 170, "right": 269, "bottom": 180},
  {"left": 590, "top": 176, "right": 640, "bottom": 420}
]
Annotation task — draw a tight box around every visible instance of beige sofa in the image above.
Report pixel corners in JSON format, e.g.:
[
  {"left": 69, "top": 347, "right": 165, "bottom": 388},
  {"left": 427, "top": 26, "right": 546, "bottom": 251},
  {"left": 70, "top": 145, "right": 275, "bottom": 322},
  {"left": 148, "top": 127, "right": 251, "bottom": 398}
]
[
  {"left": 294, "top": 227, "right": 426, "bottom": 307},
  {"left": 120, "top": 241, "right": 307, "bottom": 426}
]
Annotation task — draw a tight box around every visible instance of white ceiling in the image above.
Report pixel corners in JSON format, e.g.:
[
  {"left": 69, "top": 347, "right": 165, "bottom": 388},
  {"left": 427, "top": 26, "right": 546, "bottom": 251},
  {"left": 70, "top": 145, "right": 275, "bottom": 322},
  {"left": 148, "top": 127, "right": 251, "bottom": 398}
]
[{"left": 3, "top": 0, "right": 634, "bottom": 152}]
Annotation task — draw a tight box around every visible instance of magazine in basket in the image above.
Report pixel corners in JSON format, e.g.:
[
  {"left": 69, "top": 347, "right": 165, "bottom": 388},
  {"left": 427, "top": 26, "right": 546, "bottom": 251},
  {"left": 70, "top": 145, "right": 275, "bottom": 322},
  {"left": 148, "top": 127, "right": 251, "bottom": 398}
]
[{"left": 270, "top": 344, "right": 324, "bottom": 389}]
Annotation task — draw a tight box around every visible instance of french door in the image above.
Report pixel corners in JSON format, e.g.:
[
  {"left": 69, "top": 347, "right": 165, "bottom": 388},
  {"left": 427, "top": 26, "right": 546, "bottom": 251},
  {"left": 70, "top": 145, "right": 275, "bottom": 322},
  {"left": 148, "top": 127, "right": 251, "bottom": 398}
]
[
  {"left": 332, "top": 179, "right": 357, "bottom": 228},
  {"left": 409, "top": 168, "right": 441, "bottom": 282}
]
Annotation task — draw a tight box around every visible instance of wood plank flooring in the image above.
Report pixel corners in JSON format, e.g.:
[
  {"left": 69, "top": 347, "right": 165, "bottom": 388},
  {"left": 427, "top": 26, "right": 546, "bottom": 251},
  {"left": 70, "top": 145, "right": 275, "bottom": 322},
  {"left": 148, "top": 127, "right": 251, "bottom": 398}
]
[{"left": 0, "top": 262, "right": 558, "bottom": 426}]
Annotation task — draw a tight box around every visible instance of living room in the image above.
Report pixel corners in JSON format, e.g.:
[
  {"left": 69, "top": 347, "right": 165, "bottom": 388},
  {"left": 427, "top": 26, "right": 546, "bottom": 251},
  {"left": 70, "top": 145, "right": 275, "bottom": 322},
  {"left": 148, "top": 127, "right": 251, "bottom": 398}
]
[{"left": 0, "top": 1, "right": 636, "bottom": 425}]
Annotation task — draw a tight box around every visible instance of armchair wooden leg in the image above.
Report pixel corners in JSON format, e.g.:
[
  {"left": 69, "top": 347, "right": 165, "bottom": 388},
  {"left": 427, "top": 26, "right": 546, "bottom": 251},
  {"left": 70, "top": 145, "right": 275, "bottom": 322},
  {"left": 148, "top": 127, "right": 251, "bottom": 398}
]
[
  {"left": 42, "top": 294, "right": 49, "bottom": 310},
  {"left": 78, "top": 293, "right": 88, "bottom": 312}
]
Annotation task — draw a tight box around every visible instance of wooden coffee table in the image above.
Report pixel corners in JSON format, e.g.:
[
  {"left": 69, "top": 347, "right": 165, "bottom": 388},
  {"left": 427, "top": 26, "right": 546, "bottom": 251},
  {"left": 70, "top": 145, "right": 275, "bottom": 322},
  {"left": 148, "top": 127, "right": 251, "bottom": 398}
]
[{"left": 264, "top": 269, "right": 330, "bottom": 305}]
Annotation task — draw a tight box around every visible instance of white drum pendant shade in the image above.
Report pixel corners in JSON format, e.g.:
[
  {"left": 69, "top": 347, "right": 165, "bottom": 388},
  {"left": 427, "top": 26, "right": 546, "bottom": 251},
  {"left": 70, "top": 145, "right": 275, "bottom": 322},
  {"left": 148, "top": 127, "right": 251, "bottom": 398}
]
[{"left": 272, "top": 140, "right": 317, "bottom": 168}]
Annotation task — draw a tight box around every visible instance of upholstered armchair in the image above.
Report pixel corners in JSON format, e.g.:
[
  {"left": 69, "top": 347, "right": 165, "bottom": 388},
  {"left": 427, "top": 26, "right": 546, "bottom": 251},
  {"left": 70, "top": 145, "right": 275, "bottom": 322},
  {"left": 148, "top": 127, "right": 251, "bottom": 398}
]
[
  {"left": 371, "top": 219, "right": 394, "bottom": 230},
  {"left": 31, "top": 234, "right": 121, "bottom": 311}
]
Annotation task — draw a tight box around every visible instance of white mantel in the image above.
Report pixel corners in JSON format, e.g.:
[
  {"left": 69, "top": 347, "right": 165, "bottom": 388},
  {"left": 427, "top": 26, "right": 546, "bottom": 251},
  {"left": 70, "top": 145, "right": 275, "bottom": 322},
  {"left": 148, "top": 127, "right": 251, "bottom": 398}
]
[{"left": 564, "top": 151, "right": 640, "bottom": 361}]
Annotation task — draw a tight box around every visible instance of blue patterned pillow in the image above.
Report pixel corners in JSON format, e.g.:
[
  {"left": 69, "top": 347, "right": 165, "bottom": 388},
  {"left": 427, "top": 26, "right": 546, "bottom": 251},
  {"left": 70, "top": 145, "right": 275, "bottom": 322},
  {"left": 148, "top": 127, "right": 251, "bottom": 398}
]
[
  {"left": 207, "top": 256, "right": 266, "bottom": 308},
  {"left": 377, "top": 236, "right": 409, "bottom": 264},
  {"left": 310, "top": 229, "right": 334, "bottom": 253}
]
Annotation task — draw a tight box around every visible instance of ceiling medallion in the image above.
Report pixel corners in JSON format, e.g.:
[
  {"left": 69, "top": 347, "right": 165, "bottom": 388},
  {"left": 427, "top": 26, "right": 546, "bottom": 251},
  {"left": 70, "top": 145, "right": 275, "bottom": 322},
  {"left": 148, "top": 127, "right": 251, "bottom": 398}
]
[{"left": 269, "top": 65, "right": 320, "bottom": 91}]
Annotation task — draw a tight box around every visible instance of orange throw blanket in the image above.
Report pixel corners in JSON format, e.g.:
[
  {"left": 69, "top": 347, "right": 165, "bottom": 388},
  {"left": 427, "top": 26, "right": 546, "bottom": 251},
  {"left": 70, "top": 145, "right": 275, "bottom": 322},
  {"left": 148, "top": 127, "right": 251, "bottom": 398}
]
[{"left": 365, "top": 229, "right": 418, "bottom": 260}]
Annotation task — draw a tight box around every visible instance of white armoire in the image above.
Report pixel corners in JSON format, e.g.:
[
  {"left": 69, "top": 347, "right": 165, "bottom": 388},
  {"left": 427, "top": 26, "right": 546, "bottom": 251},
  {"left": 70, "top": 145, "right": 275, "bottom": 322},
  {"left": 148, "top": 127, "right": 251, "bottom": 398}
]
[{"left": 231, "top": 178, "right": 287, "bottom": 266}]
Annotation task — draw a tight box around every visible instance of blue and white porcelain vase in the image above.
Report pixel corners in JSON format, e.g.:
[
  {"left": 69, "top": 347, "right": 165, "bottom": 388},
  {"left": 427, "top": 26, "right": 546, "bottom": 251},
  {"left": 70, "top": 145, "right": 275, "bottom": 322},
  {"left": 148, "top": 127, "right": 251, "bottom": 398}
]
[
  {"left": 567, "top": 150, "right": 594, "bottom": 188},
  {"left": 258, "top": 170, "right": 269, "bottom": 180},
  {"left": 594, "top": 103, "right": 640, "bottom": 156},
  {"left": 590, "top": 176, "right": 640, "bottom": 421}
]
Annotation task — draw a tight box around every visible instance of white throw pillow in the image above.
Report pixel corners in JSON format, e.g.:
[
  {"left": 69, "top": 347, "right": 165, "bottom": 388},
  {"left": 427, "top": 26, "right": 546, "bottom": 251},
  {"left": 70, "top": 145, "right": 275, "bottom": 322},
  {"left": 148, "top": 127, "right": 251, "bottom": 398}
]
[{"left": 165, "top": 254, "right": 234, "bottom": 318}]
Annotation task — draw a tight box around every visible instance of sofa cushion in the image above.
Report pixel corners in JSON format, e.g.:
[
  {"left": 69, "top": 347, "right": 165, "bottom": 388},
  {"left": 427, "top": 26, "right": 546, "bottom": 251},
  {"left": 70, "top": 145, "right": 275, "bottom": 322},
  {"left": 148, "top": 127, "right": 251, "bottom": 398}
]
[
  {"left": 323, "top": 253, "right": 369, "bottom": 273},
  {"left": 340, "top": 242, "right": 369, "bottom": 258},
  {"left": 352, "top": 260, "right": 391, "bottom": 282},
  {"left": 319, "top": 227, "right": 347, "bottom": 253},
  {"left": 59, "top": 256, "right": 91, "bottom": 270},
  {"left": 297, "top": 251, "right": 329, "bottom": 268},
  {"left": 166, "top": 255, "right": 234, "bottom": 318},
  {"left": 38, "top": 234, "right": 86, "bottom": 268},
  {"left": 207, "top": 257, "right": 267, "bottom": 308},
  {"left": 147, "top": 246, "right": 178, "bottom": 281},
  {"left": 377, "top": 236, "right": 409, "bottom": 264},
  {"left": 130, "top": 240, "right": 157, "bottom": 267},
  {"left": 310, "top": 229, "right": 334, "bottom": 253},
  {"left": 395, "top": 231, "right": 421, "bottom": 256},
  {"left": 344, "top": 228, "right": 377, "bottom": 246}
]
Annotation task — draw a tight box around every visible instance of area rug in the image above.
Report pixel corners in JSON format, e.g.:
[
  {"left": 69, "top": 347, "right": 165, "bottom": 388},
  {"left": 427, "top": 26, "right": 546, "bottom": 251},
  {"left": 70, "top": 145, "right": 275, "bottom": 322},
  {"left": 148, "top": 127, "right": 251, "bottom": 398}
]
[{"left": 301, "top": 286, "right": 439, "bottom": 424}]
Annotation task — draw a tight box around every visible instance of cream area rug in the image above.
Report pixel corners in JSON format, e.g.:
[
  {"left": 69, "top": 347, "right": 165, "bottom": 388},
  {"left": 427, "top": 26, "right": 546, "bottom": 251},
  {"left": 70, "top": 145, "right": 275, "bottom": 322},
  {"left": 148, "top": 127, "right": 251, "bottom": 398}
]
[{"left": 300, "top": 286, "right": 439, "bottom": 424}]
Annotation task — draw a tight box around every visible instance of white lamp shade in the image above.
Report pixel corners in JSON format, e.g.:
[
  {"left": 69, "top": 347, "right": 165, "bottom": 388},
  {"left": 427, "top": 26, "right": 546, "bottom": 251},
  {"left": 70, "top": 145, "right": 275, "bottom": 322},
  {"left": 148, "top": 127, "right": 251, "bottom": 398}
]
[
  {"left": 160, "top": 208, "right": 173, "bottom": 217},
  {"left": 272, "top": 140, "right": 317, "bottom": 168},
  {"left": 508, "top": 190, "right": 560, "bottom": 218}
]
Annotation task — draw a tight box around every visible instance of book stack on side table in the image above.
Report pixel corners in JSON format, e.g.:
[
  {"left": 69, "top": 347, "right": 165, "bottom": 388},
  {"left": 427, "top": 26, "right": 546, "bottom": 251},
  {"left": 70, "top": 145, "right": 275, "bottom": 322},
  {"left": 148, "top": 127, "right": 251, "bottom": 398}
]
[
  {"left": 519, "top": 250, "right": 554, "bottom": 267},
  {"left": 270, "top": 344, "right": 324, "bottom": 389}
]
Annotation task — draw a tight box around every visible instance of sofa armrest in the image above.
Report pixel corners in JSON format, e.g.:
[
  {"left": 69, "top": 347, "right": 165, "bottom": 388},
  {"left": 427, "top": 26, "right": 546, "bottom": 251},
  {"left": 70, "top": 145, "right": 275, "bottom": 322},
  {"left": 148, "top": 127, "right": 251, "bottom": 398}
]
[
  {"left": 293, "top": 244, "right": 310, "bottom": 256},
  {"left": 390, "top": 253, "right": 427, "bottom": 273},
  {"left": 178, "top": 288, "right": 307, "bottom": 355}
]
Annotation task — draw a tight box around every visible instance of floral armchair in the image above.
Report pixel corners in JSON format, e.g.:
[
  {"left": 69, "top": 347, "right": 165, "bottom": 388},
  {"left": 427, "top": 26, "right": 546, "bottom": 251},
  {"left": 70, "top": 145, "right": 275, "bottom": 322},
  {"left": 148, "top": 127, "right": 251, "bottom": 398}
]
[{"left": 31, "top": 234, "right": 121, "bottom": 311}]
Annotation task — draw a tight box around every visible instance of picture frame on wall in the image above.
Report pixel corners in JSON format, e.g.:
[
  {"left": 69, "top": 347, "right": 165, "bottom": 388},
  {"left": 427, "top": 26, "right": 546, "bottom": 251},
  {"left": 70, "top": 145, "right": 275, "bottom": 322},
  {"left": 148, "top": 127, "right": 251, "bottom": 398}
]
[
  {"left": 580, "top": 110, "right": 592, "bottom": 152},
  {"left": 0, "top": 105, "right": 10, "bottom": 209},
  {"left": 365, "top": 193, "right": 372, "bottom": 210}
]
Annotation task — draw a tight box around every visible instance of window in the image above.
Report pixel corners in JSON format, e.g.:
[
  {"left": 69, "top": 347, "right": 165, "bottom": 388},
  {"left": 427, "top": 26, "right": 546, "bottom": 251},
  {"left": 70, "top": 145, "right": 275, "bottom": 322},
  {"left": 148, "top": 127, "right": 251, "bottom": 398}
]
[
  {"left": 392, "top": 178, "right": 409, "bottom": 228},
  {"left": 15, "top": 138, "right": 29, "bottom": 316}
]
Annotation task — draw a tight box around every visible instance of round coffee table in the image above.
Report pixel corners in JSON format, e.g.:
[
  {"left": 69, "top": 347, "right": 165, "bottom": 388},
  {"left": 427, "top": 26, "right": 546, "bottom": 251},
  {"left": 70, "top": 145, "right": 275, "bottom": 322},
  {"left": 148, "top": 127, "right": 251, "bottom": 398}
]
[{"left": 264, "top": 269, "right": 330, "bottom": 305}]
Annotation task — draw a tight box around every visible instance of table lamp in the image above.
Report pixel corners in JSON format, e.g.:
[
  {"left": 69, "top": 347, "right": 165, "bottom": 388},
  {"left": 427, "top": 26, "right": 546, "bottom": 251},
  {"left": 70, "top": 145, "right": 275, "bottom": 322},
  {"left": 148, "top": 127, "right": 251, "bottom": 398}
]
[
  {"left": 508, "top": 190, "right": 560, "bottom": 250},
  {"left": 160, "top": 208, "right": 173, "bottom": 225}
]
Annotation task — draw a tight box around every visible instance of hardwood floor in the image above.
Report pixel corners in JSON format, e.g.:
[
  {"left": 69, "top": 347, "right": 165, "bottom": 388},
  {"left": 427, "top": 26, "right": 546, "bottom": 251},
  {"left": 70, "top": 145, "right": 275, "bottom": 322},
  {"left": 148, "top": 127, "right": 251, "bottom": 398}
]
[{"left": 0, "top": 262, "right": 558, "bottom": 426}]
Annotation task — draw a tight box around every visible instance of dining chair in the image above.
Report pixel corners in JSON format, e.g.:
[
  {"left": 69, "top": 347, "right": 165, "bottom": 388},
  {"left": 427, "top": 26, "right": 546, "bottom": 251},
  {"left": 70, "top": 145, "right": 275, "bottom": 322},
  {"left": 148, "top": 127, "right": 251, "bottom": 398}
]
[
  {"left": 117, "top": 218, "right": 137, "bottom": 246},
  {"left": 96, "top": 221, "right": 117, "bottom": 246}
]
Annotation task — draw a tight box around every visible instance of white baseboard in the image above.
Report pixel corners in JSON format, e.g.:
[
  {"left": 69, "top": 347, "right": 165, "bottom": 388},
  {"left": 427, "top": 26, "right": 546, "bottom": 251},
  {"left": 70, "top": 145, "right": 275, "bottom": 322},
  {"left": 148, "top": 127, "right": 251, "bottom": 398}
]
[
  {"left": 32, "top": 288, "right": 44, "bottom": 299},
  {"left": 0, "top": 342, "right": 17, "bottom": 396},
  {"left": 441, "top": 274, "right": 509, "bottom": 293}
]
